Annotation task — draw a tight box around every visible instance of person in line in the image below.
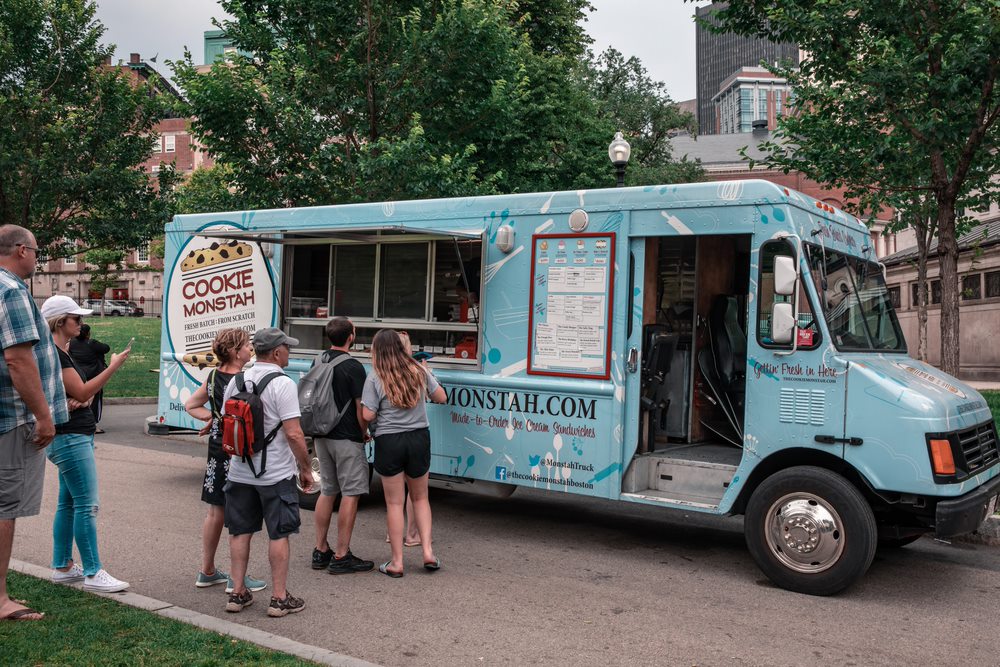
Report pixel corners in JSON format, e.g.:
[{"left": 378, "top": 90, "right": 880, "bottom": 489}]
[
  {"left": 68, "top": 323, "right": 109, "bottom": 433},
  {"left": 184, "top": 328, "right": 266, "bottom": 594},
  {"left": 222, "top": 328, "right": 314, "bottom": 617},
  {"left": 311, "top": 317, "right": 374, "bottom": 574},
  {"left": 42, "top": 295, "right": 131, "bottom": 593},
  {"left": 0, "top": 226, "right": 66, "bottom": 622},
  {"left": 362, "top": 329, "right": 446, "bottom": 577},
  {"left": 394, "top": 331, "right": 424, "bottom": 548}
]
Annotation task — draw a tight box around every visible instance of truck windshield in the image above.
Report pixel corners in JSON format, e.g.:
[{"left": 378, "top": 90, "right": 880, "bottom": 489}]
[{"left": 804, "top": 243, "right": 906, "bottom": 353}]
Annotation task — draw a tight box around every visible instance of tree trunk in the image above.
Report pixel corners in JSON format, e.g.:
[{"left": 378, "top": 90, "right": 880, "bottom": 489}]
[
  {"left": 937, "top": 203, "right": 961, "bottom": 376},
  {"left": 914, "top": 221, "right": 930, "bottom": 362}
]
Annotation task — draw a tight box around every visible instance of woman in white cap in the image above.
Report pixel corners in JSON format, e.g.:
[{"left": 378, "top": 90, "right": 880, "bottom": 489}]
[{"left": 41, "top": 295, "right": 131, "bottom": 593}]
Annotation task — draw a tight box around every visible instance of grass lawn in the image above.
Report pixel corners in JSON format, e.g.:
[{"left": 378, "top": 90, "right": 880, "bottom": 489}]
[
  {"left": 83, "top": 317, "right": 161, "bottom": 398},
  {"left": 0, "top": 572, "right": 316, "bottom": 666}
]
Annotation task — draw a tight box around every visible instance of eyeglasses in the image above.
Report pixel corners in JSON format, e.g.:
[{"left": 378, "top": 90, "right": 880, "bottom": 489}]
[
  {"left": 67, "top": 315, "right": 82, "bottom": 323},
  {"left": 15, "top": 243, "right": 39, "bottom": 254}
]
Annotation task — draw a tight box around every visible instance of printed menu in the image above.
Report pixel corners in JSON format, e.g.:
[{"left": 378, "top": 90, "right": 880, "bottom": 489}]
[{"left": 528, "top": 233, "right": 614, "bottom": 379}]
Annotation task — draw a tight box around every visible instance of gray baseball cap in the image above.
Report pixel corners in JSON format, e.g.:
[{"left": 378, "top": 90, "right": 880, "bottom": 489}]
[{"left": 253, "top": 327, "right": 299, "bottom": 353}]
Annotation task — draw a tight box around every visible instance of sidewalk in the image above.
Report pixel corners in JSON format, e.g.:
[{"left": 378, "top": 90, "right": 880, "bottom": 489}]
[{"left": 11, "top": 437, "right": 391, "bottom": 665}]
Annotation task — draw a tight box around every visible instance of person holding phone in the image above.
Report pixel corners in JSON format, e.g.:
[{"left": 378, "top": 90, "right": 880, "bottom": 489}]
[
  {"left": 69, "top": 323, "right": 110, "bottom": 433},
  {"left": 42, "top": 295, "right": 131, "bottom": 592}
]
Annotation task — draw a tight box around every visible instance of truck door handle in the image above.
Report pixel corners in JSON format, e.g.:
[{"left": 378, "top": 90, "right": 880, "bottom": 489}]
[
  {"left": 627, "top": 347, "right": 639, "bottom": 374},
  {"left": 815, "top": 435, "right": 864, "bottom": 446}
]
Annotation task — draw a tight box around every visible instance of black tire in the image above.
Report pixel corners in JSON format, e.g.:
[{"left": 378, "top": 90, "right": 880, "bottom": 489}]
[
  {"left": 110, "top": 310, "right": 120, "bottom": 316},
  {"left": 745, "top": 466, "right": 877, "bottom": 596}
]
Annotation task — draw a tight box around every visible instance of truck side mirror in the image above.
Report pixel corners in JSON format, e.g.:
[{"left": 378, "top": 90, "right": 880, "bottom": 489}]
[
  {"left": 774, "top": 255, "right": 796, "bottom": 296},
  {"left": 771, "top": 302, "right": 795, "bottom": 344}
]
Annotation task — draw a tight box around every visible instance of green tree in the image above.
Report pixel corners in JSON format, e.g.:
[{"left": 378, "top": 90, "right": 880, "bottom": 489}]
[
  {"left": 173, "top": 0, "right": 702, "bottom": 206},
  {"left": 83, "top": 247, "right": 124, "bottom": 299},
  {"left": 513, "top": 0, "right": 594, "bottom": 57},
  {"left": 174, "top": 164, "right": 249, "bottom": 215},
  {"left": 0, "top": 0, "right": 174, "bottom": 257},
  {"left": 583, "top": 48, "right": 702, "bottom": 186},
  {"left": 706, "top": 0, "right": 1000, "bottom": 375}
]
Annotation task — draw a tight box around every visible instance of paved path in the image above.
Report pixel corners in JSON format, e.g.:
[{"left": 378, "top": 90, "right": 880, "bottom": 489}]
[{"left": 11, "top": 405, "right": 1000, "bottom": 666}]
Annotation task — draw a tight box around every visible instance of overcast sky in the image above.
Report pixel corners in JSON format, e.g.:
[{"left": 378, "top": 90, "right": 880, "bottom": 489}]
[{"left": 93, "top": 0, "right": 700, "bottom": 101}]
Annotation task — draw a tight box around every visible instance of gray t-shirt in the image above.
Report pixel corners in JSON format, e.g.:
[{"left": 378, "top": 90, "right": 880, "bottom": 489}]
[{"left": 361, "top": 369, "right": 440, "bottom": 436}]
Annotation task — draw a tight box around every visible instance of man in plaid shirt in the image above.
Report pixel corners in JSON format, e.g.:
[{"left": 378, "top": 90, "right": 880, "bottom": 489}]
[{"left": 0, "top": 225, "right": 68, "bottom": 622}]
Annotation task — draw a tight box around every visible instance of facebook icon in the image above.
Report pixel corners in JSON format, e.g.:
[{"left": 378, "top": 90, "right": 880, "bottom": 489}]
[{"left": 495, "top": 466, "right": 507, "bottom": 481}]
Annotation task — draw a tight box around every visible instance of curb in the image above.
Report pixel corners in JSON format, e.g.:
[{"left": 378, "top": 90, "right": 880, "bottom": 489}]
[
  {"left": 11, "top": 559, "right": 379, "bottom": 667},
  {"left": 952, "top": 515, "right": 1000, "bottom": 547},
  {"left": 104, "top": 397, "right": 157, "bottom": 405}
]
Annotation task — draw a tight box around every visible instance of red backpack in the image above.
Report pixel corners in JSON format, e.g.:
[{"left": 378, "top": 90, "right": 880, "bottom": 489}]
[{"left": 222, "top": 371, "right": 284, "bottom": 478}]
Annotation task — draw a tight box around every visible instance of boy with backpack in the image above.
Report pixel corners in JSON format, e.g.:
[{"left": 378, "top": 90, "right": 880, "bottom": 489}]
[
  {"left": 300, "top": 317, "right": 374, "bottom": 575},
  {"left": 221, "top": 327, "right": 315, "bottom": 617}
]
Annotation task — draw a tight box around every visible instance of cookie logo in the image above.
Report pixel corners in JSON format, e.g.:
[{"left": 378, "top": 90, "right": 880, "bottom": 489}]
[{"left": 181, "top": 240, "right": 253, "bottom": 272}]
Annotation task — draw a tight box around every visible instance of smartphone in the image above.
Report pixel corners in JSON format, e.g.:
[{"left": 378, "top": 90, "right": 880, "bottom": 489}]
[
  {"left": 412, "top": 350, "right": 433, "bottom": 362},
  {"left": 126, "top": 336, "right": 135, "bottom": 350}
]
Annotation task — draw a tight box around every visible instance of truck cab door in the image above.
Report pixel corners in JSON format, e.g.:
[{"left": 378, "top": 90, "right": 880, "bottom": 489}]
[{"left": 745, "top": 237, "right": 847, "bottom": 462}]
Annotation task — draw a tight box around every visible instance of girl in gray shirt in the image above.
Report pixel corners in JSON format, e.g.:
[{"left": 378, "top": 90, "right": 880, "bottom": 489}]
[{"left": 361, "top": 329, "right": 446, "bottom": 577}]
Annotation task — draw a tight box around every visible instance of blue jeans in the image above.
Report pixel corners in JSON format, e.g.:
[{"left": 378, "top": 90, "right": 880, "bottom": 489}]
[{"left": 47, "top": 433, "right": 102, "bottom": 576}]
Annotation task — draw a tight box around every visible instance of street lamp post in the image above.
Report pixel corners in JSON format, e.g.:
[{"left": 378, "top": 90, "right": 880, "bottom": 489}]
[{"left": 608, "top": 131, "right": 631, "bottom": 188}]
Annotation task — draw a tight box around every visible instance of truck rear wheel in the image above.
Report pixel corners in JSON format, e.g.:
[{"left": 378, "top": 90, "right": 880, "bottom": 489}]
[{"left": 745, "top": 466, "right": 876, "bottom": 596}]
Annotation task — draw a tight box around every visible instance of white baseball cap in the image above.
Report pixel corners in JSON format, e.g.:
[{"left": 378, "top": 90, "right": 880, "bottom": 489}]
[{"left": 40, "top": 295, "right": 93, "bottom": 320}]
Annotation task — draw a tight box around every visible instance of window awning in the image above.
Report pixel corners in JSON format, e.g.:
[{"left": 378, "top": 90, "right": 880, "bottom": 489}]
[{"left": 194, "top": 224, "right": 484, "bottom": 245}]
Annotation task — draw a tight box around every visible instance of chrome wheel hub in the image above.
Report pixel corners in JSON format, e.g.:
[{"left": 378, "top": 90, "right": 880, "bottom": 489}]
[{"left": 765, "top": 493, "right": 845, "bottom": 574}]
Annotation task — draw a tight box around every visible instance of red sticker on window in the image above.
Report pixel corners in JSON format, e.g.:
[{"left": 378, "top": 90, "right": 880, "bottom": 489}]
[{"left": 797, "top": 328, "right": 814, "bottom": 347}]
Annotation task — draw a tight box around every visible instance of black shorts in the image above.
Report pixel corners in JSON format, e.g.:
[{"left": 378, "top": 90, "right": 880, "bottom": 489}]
[
  {"left": 223, "top": 476, "right": 301, "bottom": 540},
  {"left": 374, "top": 428, "right": 431, "bottom": 478}
]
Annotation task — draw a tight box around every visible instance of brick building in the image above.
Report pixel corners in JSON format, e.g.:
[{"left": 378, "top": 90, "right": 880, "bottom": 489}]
[
  {"left": 669, "top": 127, "right": 899, "bottom": 256},
  {"left": 30, "top": 53, "right": 211, "bottom": 313},
  {"left": 881, "top": 207, "right": 1000, "bottom": 381}
]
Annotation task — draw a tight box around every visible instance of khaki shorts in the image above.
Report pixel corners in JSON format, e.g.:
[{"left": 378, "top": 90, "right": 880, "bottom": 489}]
[
  {"left": 314, "top": 437, "right": 370, "bottom": 497},
  {"left": 0, "top": 423, "right": 46, "bottom": 520}
]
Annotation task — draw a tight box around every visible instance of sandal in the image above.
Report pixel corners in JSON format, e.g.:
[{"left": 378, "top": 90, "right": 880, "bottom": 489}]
[
  {"left": 378, "top": 561, "right": 404, "bottom": 578},
  {"left": 404, "top": 539, "right": 421, "bottom": 547},
  {"left": 423, "top": 557, "right": 441, "bottom": 571},
  {"left": 2, "top": 607, "right": 44, "bottom": 621}
]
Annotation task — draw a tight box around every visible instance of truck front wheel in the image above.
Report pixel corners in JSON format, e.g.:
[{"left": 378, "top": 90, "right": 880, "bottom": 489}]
[{"left": 745, "top": 466, "right": 876, "bottom": 596}]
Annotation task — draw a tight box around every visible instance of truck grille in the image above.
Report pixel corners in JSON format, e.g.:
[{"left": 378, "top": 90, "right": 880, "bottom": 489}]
[{"left": 957, "top": 421, "right": 999, "bottom": 474}]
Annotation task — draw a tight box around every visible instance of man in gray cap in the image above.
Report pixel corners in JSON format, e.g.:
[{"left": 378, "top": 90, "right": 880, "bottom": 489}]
[{"left": 221, "top": 327, "right": 315, "bottom": 617}]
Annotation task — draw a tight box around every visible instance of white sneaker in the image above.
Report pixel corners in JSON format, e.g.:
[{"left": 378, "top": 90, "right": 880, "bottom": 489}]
[
  {"left": 83, "top": 569, "right": 130, "bottom": 593},
  {"left": 52, "top": 563, "right": 85, "bottom": 584}
]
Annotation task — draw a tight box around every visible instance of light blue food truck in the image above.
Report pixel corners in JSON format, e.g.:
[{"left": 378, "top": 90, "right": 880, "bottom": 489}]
[{"left": 155, "top": 179, "right": 1000, "bottom": 595}]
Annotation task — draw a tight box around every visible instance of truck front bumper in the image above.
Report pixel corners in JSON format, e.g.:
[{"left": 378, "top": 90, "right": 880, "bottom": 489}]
[{"left": 935, "top": 470, "right": 1000, "bottom": 538}]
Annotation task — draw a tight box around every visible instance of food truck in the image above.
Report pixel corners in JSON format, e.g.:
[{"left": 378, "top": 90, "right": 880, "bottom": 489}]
[{"left": 155, "top": 179, "right": 1000, "bottom": 595}]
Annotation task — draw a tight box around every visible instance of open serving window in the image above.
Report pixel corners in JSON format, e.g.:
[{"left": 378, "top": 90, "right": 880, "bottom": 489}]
[{"left": 201, "top": 225, "right": 485, "bottom": 367}]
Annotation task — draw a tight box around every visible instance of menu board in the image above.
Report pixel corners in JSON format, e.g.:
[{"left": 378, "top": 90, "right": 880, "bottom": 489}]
[{"left": 527, "top": 233, "right": 615, "bottom": 379}]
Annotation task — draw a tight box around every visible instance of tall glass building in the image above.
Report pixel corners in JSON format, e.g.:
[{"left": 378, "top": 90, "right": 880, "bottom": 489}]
[{"left": 695, "top": 3, "right": 799, "bottom": 135}]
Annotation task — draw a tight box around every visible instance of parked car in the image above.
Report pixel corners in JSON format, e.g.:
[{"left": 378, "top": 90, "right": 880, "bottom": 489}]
[{"left": 83, "top": 299, "right": 137, "bottom": 317}]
